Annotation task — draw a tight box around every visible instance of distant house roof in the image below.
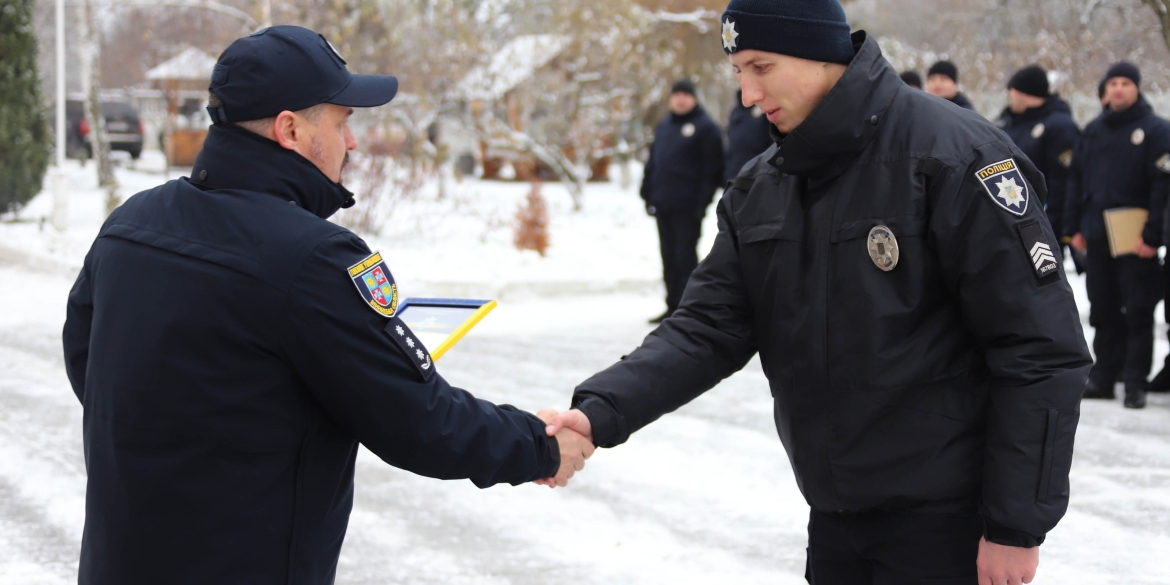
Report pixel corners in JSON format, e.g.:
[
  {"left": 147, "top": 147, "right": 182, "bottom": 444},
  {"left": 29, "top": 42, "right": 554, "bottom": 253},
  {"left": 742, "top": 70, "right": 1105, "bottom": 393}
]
[
  {"left": 146, "top": 48, "right": 217, "bottom": 82},
  {"left": 459, "top": 34, "right": 570, "bottom": 101}
]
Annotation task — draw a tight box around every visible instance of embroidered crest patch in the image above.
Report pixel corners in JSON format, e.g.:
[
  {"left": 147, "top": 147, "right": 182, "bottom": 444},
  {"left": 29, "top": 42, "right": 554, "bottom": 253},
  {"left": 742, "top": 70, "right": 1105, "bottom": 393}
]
[
  {"left": 348, "top": 251, "right": 399, "bottom": 317},
  {"left": 1156, "top": 153, "right": 1170, "bottom": 174},
  {"left": 384, "top": 317, "right": 434, "bottom": 381},
  {"left": 1017, "top": 220, "right": 1060, "bottom": 283},
  {"left": 976, "top": 158, "right": 1029, "bottom": 216},
  {"left": 1058, "top": 150, "right": 1073, "bottom": 169}
]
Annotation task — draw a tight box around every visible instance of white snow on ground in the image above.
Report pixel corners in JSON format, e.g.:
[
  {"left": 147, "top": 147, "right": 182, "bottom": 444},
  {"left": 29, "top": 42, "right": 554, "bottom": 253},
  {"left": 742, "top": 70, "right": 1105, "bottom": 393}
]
[{"left": 1, "top": 154, "right": 1169, "bottom": 583}]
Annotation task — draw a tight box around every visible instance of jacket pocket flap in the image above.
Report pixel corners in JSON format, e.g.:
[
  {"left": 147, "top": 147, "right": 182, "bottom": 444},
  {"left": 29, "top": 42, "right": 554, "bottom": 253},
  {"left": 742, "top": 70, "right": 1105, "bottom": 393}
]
[{"left": 738, "top": 221, "right": 798, "bottom": 243}]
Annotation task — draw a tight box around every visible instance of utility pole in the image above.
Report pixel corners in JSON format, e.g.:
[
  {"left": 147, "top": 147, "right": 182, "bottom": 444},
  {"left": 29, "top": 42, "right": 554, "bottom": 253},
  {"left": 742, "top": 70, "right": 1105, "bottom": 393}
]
[{"left": 50, "top": 0, "right": 68, "bottom": 231}]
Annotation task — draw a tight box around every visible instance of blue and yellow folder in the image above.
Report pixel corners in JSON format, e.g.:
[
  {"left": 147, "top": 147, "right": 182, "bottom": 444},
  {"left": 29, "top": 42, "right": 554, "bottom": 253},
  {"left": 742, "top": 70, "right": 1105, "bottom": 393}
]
[{"left": 396, "top": 298, "right": 498, "bottom": 360}]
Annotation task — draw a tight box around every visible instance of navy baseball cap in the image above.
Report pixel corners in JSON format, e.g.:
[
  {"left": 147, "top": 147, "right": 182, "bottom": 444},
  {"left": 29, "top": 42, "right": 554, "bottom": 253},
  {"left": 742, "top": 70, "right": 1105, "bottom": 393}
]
[{"left": 207, "top": 25, "right": 398, "bottom": 124}]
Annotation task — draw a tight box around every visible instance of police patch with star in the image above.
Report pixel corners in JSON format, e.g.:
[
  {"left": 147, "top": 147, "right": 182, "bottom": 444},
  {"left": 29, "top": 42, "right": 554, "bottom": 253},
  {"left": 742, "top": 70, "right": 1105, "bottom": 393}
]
[
  {"left": 384, "top": 317, "right": 435, "bottom": 381},
  {"left": 347, "top": 251, "right": 399, "bottom": 317},
  {"left": 975, "top": 158, "right": 1029, "bottom": 216}
]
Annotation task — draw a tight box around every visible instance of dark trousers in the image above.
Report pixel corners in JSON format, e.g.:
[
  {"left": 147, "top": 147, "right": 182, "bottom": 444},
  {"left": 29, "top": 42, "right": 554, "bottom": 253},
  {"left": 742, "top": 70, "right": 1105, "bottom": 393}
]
[
  {"left": 805, "top": 510, "right": 982, "bottom": 585},
  {"left": 656, "top": 211, "right": 702, "bottom": 311},
  {"left": 1085, "top": 240, "right": 1162, "bottom": 388}
]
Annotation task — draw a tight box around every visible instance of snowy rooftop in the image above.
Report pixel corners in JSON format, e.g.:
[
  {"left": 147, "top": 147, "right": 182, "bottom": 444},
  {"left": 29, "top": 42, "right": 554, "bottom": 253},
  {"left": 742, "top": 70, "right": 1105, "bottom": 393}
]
[
  {"left": 459, "top": 34, "right": 571, "bottom": 101},
  {"left": 145, "top": 47, "right": 218, "bottom": 82}
]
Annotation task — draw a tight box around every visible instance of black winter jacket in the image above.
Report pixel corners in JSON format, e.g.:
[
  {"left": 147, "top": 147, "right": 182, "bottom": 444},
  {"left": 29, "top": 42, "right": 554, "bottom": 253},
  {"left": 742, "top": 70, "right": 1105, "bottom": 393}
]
[
  {"left": 63, "top": 125, "right": 559, "bottom": 585},
  {"left": 996, "top": 97, "right": 1081, "bottom": 239},
  {"left": 1063, "top": 96, "right": 1170, "bottom": 245},
  {"left": 725, "top": 95, "right": 774, "bottom": 183},
  {"left": 640, "top": 105, "right": 725, "bottom": 215},
  {"left": 574, "top": 32, "right": 1089, "bottom": 548}
]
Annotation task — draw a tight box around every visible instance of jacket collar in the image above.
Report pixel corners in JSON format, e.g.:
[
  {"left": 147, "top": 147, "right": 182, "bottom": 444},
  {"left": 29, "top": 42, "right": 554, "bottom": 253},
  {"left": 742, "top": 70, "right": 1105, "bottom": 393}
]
[
  {"left": 669, "top": 105, "right": 706, "bottom": 124},
  {"left": 190, "top": 124, "right": 355, "bottom": 219},
  {"left": 1001, "top": 95, "right": 1070, "bottom": 126},
  {"left": 768, "top": 32, "right": 902, "bottom": 178},
  {"left": 1102, "top": 95, "right": 1152, "bottom": 128}
]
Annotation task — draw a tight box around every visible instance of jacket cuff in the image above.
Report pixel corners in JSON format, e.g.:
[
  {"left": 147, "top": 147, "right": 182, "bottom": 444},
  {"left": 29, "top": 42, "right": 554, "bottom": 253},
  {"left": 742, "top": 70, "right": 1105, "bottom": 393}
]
[
  {"left": 572, "top": 398, "right": 618, "bottom": 447},
  {"left": 1141, "top": 224, "right": 1161, "bottom": 248},
  {"left": 982, "top": 516, "right": 1045, "bottom": 548},
  {"left": 541, "top": 434, "right": 560, "bottom": 479}
]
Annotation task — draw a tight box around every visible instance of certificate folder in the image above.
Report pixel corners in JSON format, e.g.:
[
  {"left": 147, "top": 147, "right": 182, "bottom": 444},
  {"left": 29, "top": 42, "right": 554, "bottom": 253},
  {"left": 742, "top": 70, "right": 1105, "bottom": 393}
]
[
  {"left": 396, "top": 298, "right": 498, "bottom": 360},
  {"left": 1103, "top": 207, "right": 1149, "bottom": 258}
]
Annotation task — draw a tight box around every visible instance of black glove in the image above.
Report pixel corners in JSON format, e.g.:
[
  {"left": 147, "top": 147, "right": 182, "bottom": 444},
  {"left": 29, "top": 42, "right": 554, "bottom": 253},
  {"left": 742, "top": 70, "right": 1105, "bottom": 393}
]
[{"left": 645, "top": 204, "right": 656, "bottom": 216}]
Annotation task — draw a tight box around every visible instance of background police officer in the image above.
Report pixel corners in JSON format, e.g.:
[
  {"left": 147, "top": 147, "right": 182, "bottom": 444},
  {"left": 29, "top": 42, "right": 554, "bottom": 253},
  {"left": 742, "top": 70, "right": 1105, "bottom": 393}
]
[
  {"left": 725, "top": 88, "right": 774, "bottom": 183},
  {"left": 996, "top": 64, "right": 1081, "bottom": 270},
  {"left": 1066, "top": 62, "right": 1170, "bottom": 409},
  {"left": 640, "top": 79, "right": 725, "bottom": 323},
  {"left": 926, "top": 60, "right": 976, "bottom": 110},
  {"left": 62, "top": 26, "right": 592, "bottom": 585},
  {"left": 545, "top": 0, "right": 1090, "bottom": 583}
]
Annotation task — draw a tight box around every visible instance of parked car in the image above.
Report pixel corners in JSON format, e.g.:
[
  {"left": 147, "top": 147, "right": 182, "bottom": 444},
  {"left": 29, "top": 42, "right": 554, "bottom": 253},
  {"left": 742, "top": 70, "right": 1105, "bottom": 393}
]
[{"left": 66, "top": 99, "right": 145, "bottom": 160}]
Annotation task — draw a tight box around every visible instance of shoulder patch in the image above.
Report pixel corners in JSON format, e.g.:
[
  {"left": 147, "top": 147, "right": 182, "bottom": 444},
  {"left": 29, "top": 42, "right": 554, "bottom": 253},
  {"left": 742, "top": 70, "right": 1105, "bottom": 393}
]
[
  {"left": 1157, "top": 153, "right": 1170, "bottom": 174},
  {"left": 384, "top": 317, "right": 434, "bottom": 381},
  {"left": 1058, "top": 150, "right": 1073, "bottom": 169},
  {"left": 975, "top": 158, "right": 1029, "bottom": 216},
  {"left": 348, "top": 251, "right": 399, "bottom": 317},
  {"left": 1016, "top": 220, "right": 1061, "bottom": 283}
]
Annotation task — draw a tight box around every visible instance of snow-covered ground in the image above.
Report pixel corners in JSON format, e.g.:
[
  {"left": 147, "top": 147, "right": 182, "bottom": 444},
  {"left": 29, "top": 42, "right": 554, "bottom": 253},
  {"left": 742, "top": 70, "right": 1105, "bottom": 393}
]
[{"left": 1, "top": 154, "right": 1169, "bottom": 584}]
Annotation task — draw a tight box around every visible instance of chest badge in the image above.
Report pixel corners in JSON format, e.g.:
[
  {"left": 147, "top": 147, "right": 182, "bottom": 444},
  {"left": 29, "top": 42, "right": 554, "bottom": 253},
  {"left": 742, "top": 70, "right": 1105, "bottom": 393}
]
[
  {"left": 751, "top": 105, "right": 763, "bottom": 118},
  {"left": 1132, "top": 128, "right": 1145, "bottom": 145},
  {"left": 681, "top": 123, "right": 696, "bottom": 137},
  {"left": 348, "top": 251, "right": 399, "bottom": 317},
  {"left": 975, "top": 158, "right": 1029, "bottom": 216},
  {"left": 1031, "top": 123, "right": 1045, "bottom": 139},
  {"left": 1157, "top": 153, "right": 1170, "bottom": 174},
  {"left": 867, "top": 225, "right": 900, "bottom": 271}
]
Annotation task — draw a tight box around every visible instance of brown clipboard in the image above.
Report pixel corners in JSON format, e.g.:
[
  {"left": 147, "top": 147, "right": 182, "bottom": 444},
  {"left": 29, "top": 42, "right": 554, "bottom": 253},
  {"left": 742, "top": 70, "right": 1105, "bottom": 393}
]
[{"left": 1103, "top": 207, "right": 1149, "bottom": 258}]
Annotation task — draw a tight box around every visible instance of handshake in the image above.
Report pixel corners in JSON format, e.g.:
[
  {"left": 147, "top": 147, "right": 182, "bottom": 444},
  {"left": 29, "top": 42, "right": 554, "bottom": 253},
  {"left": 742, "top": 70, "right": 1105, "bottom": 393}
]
[{"left": 533, "top": 409, "right": 595, "bottom": 488}]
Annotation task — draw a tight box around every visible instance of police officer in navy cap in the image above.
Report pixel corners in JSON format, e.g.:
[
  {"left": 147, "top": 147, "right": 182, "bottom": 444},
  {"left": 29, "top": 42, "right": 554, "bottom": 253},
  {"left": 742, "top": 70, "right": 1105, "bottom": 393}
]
[
  {"left": 542, "top": 0, "right": 1090, "bottom": 582},
  {"left": 641, "top": 78, "right": 725, "bottom": 323},
  {"left": 63, "top": 25, "right": 593, "bottom": 584},
  {"left": 995, "top": 65, "right": 1081, "bottom": 270},
  {"left": 1066, "top": 61, "right": 1170, "bottom": 408}
]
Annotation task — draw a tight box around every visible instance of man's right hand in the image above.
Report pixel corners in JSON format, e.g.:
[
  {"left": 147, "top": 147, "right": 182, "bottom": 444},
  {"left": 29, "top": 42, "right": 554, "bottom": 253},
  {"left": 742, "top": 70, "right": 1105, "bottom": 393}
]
[
  {"left": 533, "top": 409, "right": 594, "bottom": 488},
  {"left": 1070, "top": 232, "right": 1087, "bottom": 252}
]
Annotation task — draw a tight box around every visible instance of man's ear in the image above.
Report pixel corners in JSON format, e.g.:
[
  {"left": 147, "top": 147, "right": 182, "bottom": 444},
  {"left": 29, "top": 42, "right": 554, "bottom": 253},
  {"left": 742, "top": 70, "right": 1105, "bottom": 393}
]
[{"left": 273, "top": 110, "right": 300, "bottom": 151}]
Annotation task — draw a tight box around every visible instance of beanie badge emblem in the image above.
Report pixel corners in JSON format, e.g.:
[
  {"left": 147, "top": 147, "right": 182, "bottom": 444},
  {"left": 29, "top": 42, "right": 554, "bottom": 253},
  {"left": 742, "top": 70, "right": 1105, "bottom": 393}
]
[{"left": 722, "top": 19, "right": 739, "bottom": 52}]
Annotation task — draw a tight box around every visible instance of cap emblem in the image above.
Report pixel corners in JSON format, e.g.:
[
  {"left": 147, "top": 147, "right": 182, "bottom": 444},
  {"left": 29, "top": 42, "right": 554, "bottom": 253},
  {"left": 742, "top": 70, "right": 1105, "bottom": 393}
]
[{"left": 722, "top": 19, "right": 739, "bottom": 52}]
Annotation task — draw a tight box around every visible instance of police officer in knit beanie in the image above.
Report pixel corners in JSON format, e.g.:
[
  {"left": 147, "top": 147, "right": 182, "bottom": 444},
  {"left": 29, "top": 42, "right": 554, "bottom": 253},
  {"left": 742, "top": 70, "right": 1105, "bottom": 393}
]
[
  {"left": 900, "top": 70, "right": 923, "bottom": 90},
  {"left": 926, "top": 60, "right": 975, "bottom": 109},
  {"left": 1008, "top": 64, "right": 1049, "bottom": 98},
  {"left": 1106, "top": 61, "right": 1141, "bottom": 89}
]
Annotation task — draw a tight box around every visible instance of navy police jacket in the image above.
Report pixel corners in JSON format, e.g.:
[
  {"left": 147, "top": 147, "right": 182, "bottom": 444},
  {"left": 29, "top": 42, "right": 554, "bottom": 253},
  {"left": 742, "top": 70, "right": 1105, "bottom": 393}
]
[
  {"left": 1063, "top": 96, "right": 1170, "bottom": 244},
  {"left": 62, "top": 125, "right": 559, "bottom": 585},
  {"left": 725, "top": 96, "right": 774, "bottom": 183},
  {"left": 640, "top": 105, "right": 725, "bottom": 215},
  {"left": 574, "top": 33, "right": 1090, "bottom": 548},
  {"left": 996, "top": 97, "right": 1080, "bottom": 239}
]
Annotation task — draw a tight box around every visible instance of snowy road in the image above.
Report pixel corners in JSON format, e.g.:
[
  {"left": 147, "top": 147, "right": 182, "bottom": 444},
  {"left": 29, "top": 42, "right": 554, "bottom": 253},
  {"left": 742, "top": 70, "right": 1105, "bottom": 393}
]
[{"left": 1, "top": 262, "right": 1169, "bottom": 584}]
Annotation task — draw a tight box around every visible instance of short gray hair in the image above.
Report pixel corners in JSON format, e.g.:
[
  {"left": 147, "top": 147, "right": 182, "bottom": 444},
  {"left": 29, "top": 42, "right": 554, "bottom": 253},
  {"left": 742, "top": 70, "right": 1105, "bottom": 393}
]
[{"left": 208, "top": 91, "right": 326, "bottom": 135}]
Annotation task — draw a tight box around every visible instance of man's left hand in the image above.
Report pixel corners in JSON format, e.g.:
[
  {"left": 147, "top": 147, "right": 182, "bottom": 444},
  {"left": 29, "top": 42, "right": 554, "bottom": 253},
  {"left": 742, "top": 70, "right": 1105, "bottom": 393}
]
[
  {"left": 977, "top": 537, "right": 1039, "bottom": 585},
  {"left": 1136, "top": 239, "right": 1158, "bottom": 259}
]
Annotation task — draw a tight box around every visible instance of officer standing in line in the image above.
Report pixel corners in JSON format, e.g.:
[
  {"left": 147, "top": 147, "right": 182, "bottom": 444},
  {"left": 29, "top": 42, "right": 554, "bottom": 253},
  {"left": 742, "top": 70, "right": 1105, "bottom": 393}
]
[
  {"left": 927, "top": 60, "right": 976, "bottom": 110},
  {"left": 62, "top": 26, "right": 592, "bottom": 584},
  {"left": 544, "top": 0, "right": 1090, "bottom": 582},
  {"left": 1066, "top": 62, "right": 1170, "bottom": 409},
  {"left": 995, "top": 65, "right": 1081, "bottom": 270},
  {"left": 725, "top": 89, "right": 774, "bottom": 183},
  {"left": 899, "top": 70, "right": 923, "bottom": 90},
  {"left": 641, "top": 79, "right": 725, "bottom": 323}
]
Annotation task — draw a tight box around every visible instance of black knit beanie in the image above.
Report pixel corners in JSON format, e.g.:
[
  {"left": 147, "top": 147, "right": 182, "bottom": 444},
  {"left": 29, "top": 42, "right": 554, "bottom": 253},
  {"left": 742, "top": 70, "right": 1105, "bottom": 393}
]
[
  {"left": 1105, "top": 61, "right": 1141, "bottom": 88},
  {"left": 1008, "top": 65, "right": 1049, "bottom": 98},
  {"left": 899, "top": 71, "right": 922, "bottom": 89},
  {"left": 927, "top": 61, "right": 959, "bottom": 83},
  {"left": 719, "top": 0, "right": 854, "bottom": 65},
  {"left": 670, "top": 79, "right": 697, "bottom": 97}
]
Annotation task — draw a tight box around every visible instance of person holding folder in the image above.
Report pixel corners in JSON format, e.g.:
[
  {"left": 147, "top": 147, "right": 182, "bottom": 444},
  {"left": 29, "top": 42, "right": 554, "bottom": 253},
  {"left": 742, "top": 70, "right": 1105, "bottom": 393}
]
[{"left": 1065, "top": 62, "right": 1170, "bottom": 409}]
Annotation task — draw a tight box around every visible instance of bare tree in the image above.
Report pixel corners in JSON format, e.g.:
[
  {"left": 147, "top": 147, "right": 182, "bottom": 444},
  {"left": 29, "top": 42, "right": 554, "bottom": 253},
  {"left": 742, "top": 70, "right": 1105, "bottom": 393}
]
[
  {"left": 1139, "top": 0, "right": 1170, "bottom": 54},
  {"left": 79, "top": 0, "right": 119, "bottom": 213}
]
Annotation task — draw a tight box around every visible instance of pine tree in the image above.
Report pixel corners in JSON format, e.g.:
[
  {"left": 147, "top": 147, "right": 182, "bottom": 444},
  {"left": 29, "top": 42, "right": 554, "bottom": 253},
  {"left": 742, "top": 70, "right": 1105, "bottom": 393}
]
[{"left": 0, "top": 0, "right": 51, "bottom": 215}]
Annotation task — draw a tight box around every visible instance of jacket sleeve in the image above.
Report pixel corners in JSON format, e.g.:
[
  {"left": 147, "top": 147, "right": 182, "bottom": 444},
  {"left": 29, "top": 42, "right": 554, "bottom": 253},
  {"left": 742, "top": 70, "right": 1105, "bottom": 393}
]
[
  {"left": 571, "top": 193, "right": 758, "bottom": 447},
  {"left": 640, "top": 140, "right": 656, "bottom": 203},
  {"left": 1043, "top": 119, "right": 1080, "bottom": 241},
  {"left": 281, "top": 232, "right": 559, "bottom": 488},
  {"left": 63, "top": 264, "right": 94, "bottom": 404},
  {"left": 701, "top": 122, "right": 726, "bottom": 203},
  {"left": 1061, "top": 135, "right": 1086, "bottom": 239},
  {"left": 927, "top": 143, "right": 1092, "bottom": 547},
  {"left": 1141, "top": 123, "right": 1170, "bottom": 246}
]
